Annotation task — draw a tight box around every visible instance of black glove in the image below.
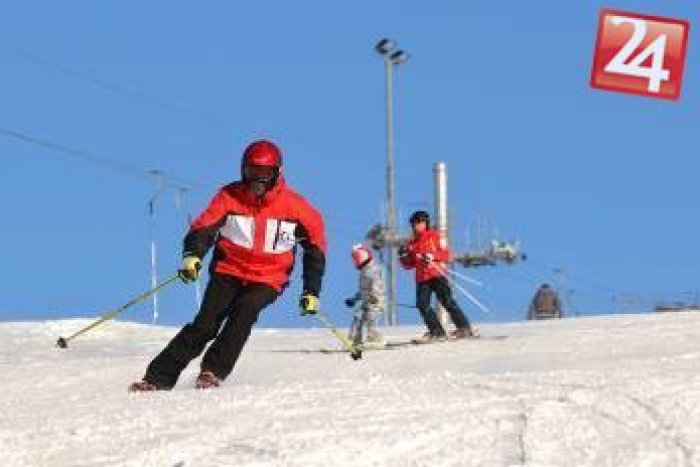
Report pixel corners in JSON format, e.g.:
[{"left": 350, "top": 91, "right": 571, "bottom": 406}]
[
  {"left": 345, "top": 298, "right": 357, "bottom": 308},
  {"left": 398, "top": 245, "right": 409, "bottom": 258}
]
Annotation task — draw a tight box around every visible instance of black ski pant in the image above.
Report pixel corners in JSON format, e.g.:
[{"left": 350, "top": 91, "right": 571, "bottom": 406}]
[
  {"left": 145, "top": 273, "right": 279, "bottom": 389},
  {"left": 416, "top": 276, "right": 471, "bottom": 335}
]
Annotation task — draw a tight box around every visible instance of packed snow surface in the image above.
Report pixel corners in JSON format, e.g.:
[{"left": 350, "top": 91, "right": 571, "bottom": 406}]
[{"left": 2, "top": 313, "right": 700, "bottom": 466}]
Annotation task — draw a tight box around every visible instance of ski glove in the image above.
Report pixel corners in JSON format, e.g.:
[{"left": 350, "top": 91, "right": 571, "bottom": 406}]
[
  {"left": 344, "top": 297, "right": 357, "bottom": 308},
  {"left": 178, "top": 255, "right": 202, "bottom": 283},
  {"left": 299, "top": 293, "right": 319, "bottom": 316},
  {"left": 398, "top": 245, "right": 409, "bottom": 258}
]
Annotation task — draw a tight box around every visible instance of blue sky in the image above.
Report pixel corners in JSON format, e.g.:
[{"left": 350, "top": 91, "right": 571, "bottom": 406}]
[{"left": 1, "top": 1, "right": 698, "bottom": 328}]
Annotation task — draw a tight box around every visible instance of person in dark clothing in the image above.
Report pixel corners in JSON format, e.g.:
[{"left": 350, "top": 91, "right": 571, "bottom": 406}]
[
  {"left": 399, "top": 210, "right": 474, "bottom": 341},
  {"left": 129, "top": 139, "right": 327, "bottom": 391},
  {"left": 527, "top": 283, "right": 563, "bottom": 320}
]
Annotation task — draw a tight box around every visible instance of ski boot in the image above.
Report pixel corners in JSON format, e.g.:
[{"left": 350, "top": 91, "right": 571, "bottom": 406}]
[
  {"left": 128, "top": 379, "right": 159, "bottom": 392},
  {"left": 411, "top": 331, "right": 448, "bottom": 344},
  {"left": 195, "top": 371, "right": 221, "bottom": 389},
  {"left": 450, "top": 326, "right": 479, "bottom": 339}
]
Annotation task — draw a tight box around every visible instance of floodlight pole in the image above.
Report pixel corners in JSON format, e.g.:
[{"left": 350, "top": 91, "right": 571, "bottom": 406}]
[
  {"left": 384, "top": 56, "right": 398, "bottom": 326},
  {"left": 376, "top": 38, "right": 408, "bottom": 326}
]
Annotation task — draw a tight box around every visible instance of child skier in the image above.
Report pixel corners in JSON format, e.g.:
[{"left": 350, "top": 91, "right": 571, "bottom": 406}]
[{"left": 344, "top": 244, "right": 386, "bottom": 348}]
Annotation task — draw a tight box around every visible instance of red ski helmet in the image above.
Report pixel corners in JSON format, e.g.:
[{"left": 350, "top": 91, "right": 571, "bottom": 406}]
[
  {"left": 351, "top": 244, "right": 373, "bottom": 269},
  {"left": 242, "top": 140, "right": 282, "bottom": 168},
  {"left": 241, "top": 139, "right": 283, "bottom": 195}
]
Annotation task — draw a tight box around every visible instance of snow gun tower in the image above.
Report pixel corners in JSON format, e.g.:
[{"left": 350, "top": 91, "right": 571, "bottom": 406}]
[
  {"left": 366, "top": 161, "right": 526, "bottom": 325},
  {"left": 433, "top": 163, "right": 525, "bottom": 270}
]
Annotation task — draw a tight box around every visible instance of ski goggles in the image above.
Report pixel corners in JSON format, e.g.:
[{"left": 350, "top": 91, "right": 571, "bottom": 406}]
[{"left": 243, "top": 164, "right": 278, "bottom": 181}]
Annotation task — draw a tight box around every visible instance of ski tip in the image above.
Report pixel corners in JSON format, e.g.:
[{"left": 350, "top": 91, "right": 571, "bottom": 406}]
[{"left": 56, "top": 337, "right": 68, "bottom": 349}]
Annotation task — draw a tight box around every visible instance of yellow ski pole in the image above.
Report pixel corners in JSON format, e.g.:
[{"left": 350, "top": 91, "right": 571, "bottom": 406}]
[
  {"left": 311, "top": 310, "right": 363, "bottom": 360},
  {"left": 56, "top": 274, "right": 180, "bottom": 349}
]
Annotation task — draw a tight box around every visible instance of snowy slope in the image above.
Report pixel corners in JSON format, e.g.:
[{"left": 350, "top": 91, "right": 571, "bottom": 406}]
[{"left": 1, "top": 313, "right": 700, "bottom": 466}]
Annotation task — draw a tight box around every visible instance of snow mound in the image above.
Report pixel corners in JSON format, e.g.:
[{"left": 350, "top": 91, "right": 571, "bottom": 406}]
[{"left": 1, "top": 313, "right": 700, "bottom": 466}]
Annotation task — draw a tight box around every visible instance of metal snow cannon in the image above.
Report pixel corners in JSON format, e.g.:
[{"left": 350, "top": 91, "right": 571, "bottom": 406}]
[{"left": 454, "top": 240, "right": 526, "bottom": 268}]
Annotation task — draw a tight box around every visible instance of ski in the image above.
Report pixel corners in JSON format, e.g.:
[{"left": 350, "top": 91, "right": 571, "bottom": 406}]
[
  {"left": 392, "top": 335, "right": 509, "bottom": 347},
  {"left": 271, "top": 335, "right": 508, "bottom": 354}
]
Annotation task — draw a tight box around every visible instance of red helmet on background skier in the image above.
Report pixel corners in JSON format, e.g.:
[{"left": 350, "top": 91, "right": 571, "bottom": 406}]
[
  {"left": 241, "top": 139, "right": 283, "bottom": 196},
  {"left": 351, "top": 244, "right": 373, "bottom": 269}
]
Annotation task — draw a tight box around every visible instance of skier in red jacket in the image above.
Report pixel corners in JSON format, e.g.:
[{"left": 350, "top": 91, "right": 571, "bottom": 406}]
[
  {"left": 130, "top": 140, "right": 326, "bottom": 391},
  {"left": 399, "top": 210, "right": 473, "bottom": 341}
]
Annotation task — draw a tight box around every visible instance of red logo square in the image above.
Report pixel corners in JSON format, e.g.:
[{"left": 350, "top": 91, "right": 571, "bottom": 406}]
[{"left": 591, "top": 9, "right": 690, "bottom": 100}]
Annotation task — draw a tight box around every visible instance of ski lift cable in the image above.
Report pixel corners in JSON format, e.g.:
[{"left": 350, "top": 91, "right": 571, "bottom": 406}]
[
  {"left": 1, "top": 127, "right": 366, "bottom": 249},
  {"left": 0, "top": 38, "right": 250, "bottom": 135},
  {"left": 0, "top": 126, "right": 208, "bottom": 193},
  {"left": 1, "top": 40, "right": 403, "bottom": 235},
  {"left": 0, "top": 37, "right": 358, "bottom": 180},
  {"left": 522, "top": 258, "right": 656, "bottom": 305},
  {"left": 0, "top": 39, "right": 397, "bottom": 245},
  {"left": 471, "top": 261, "right": 629, "bottom": 305}
]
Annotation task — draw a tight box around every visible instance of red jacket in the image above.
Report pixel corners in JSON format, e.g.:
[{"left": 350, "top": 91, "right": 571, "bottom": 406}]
[
  {"left": 400, "top": 229, "right": 450, "bottom": 283},
  {"left": 184, "top": 177, "right": 327, "bottom": 295}
]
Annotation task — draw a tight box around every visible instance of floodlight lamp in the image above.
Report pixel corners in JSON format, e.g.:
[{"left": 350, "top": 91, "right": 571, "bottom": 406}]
[
  {"left": 375, "top": 38, "right": 395, "bottom": 55},
  {"left": 389, "top": 50, "right": 409, "bottom": 64}
]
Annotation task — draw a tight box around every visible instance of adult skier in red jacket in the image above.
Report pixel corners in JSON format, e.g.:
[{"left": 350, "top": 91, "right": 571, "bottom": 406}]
[
  {"left": 399, "top": 210, "right": 473, "bottom": 341},
  {"left": 130, "top": 140, "right": 326, "bottom": 391}
]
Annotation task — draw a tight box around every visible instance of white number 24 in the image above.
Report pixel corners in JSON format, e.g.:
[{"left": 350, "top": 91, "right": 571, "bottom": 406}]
[{"left": 604, "top": 16, "right": 670, "bottom": 93}]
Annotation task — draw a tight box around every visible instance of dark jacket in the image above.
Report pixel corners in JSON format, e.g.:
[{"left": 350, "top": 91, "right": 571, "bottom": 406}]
[{"left": 527, "top": 286, "right": 563, "bottom": 319}]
